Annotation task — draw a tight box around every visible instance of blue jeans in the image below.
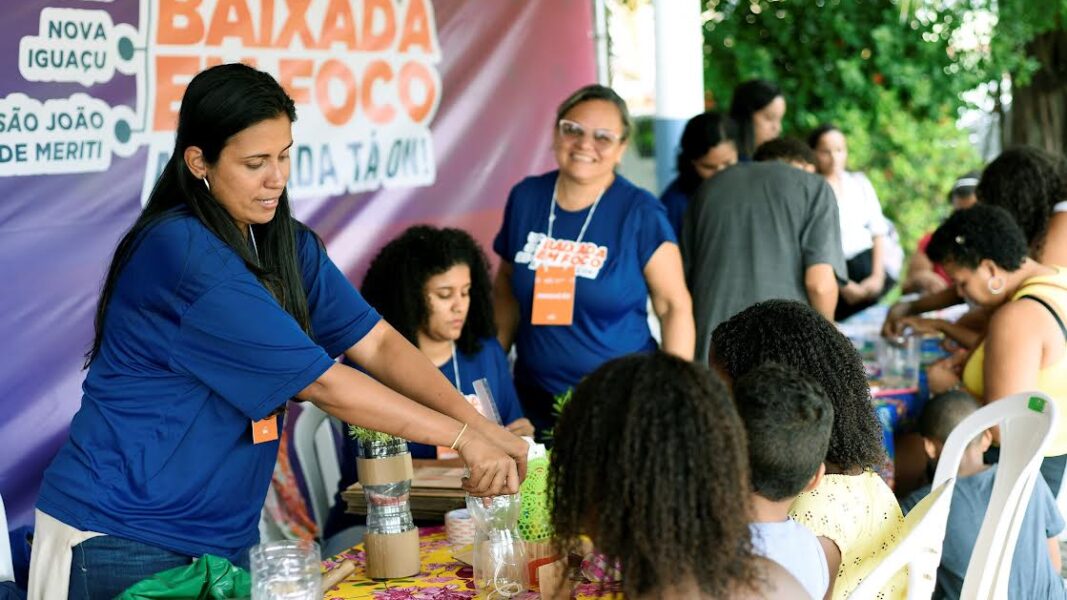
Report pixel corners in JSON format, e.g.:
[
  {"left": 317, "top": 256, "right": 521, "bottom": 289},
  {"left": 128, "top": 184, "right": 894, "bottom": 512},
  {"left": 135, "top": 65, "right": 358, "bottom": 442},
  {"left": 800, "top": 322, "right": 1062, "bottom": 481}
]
[{"left": 68, "top": 535, "right": 192, "bottom": 599}]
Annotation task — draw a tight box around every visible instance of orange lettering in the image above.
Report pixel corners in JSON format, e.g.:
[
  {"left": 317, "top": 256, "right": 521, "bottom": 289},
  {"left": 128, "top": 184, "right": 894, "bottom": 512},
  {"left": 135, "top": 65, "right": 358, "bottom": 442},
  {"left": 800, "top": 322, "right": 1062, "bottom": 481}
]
[
  {"left": 153, "top": 55, "right": 200, "bottom": 131},
  {"left": 278, "top": 59, "right": 314, "bottom": 104},
  {"left": 320, "top": 0, "right": 357, "bottom": 49},
  {"left": 157, "top": 0, "right": 204, "bottom": 45},
  {"left": 399, "top": 61, "right": 435, "bottom": 123},
  {"left": 398, "top": 0, "right": 437, "bottom": 54},
  {"left": 259, "top": 0, "right": 274, "bottom": 48},
  {"left": 360, "top": 0, "right": 396, "bottom": 51},
  {"left": 362, "top": 60, "right": 396, "bottom": 124},
  {"left": 276, "top": 0, "right": 315, "bottom": 49},
  {"left": 315, "top": 59, "right": 357, "bottom": 125},
  {"left": 205, "top": 0, "right": 256, "bottom": 46}
]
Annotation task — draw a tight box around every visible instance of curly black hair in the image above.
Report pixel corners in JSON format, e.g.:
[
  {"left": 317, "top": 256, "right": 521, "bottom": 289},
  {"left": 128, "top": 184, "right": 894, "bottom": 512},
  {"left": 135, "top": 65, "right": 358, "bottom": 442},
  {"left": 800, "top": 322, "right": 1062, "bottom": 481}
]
[
  {"left": 675, "top": 111, "right": 738, "bottom": 194},
  {"left": 926, "top": 204, "right": 1028, "bottom": 271},
  {"left": 734, "top": 362, "right": 834, "bottom": 501},
  {"left": 550, "top": 351, "right": 758, "bottom": 598},
  {"left": 361, "top": 225, "right": 495, "bottom": 355},
  {"left": 977, "top": 146, "right": 1067, "bottom": 258},
  {"left": 710, "top": 300, "right": 885, "bottom": 471},
  {"left": 753, "top": 137, "right": 816, "bottom": 166}
]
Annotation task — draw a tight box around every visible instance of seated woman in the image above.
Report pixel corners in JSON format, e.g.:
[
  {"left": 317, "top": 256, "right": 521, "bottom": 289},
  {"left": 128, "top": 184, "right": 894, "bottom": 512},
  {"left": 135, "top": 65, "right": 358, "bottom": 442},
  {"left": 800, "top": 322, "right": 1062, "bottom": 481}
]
[
  {"left": 808, "top": 124, "right": 894, "bottom": 320},
  {"left": 711, "top": 300, "right": 904, "bottom": 600},
  {"left": 550, "top": 352, "right": 808, "bottom": 599},
  {"left": 321, "top": 226, "right": 533, "bottom": 554},
  {"left": 923, "top": 204, "right": 1067, "bottom": 495}
]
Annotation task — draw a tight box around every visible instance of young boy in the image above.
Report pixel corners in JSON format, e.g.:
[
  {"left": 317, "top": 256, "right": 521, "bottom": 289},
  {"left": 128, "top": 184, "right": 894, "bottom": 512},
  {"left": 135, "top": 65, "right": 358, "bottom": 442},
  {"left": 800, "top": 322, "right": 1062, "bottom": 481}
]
[
  {"left": 902, "top": 391, "right": 1066, "bottom": 599},
  {"left": 734, "top": 362, "right": 835, "bottom": 600}
]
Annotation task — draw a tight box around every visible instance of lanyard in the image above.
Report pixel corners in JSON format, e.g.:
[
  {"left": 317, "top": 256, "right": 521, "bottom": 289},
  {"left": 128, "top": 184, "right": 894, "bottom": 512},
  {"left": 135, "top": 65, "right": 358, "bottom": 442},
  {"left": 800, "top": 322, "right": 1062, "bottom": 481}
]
[
  {"left": 547, "top": 180, "right": 605, "bottom": 243},
  {"left": 249, "top": 226, "right": 259, "bottom": 260},
  {"left": 450, "top": 342, "right": 461, "bottom": 391}
]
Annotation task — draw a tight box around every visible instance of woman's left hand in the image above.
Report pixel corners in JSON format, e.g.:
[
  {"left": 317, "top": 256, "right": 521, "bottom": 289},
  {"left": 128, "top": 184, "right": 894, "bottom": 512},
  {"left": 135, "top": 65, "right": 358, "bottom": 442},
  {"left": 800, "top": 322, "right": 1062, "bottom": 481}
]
[
  {"left": 471, "top": 420, "right": 529, "bottom": 483},
  {"left": 505, "top": 418, "right": 536, "bottom": 438},
  {"left": 927, "top": 352, "right": 967, "bottom": 395}
]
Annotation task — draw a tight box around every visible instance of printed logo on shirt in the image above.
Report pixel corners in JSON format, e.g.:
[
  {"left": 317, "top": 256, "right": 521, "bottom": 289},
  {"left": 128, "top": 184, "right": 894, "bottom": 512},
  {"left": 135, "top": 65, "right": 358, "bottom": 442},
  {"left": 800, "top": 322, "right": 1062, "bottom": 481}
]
[{"left": 514, "top": 232, "right": 609, "bottom": 280}]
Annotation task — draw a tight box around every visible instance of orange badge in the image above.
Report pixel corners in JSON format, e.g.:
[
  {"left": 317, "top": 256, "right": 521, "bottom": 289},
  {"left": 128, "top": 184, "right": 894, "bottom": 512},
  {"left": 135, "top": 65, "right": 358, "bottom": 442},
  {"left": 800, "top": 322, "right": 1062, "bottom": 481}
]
[
  {"left": 251, "top": 414, "right": 279, "bottom": 444},
  {"left": 531, "top": 265, "right": 576, "bottom": 326}
]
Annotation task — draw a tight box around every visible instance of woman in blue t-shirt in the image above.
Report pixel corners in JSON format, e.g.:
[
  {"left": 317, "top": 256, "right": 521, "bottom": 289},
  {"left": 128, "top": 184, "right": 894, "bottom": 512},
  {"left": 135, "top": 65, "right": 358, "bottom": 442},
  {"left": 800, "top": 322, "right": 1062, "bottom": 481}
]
[
  {"left": 29, "top": 64, "right": 526, "bottom": 599},
  {"left": 493, "top": 84, "right": 695, "bottom": 434},
  {"left": 359, "top": 225, "right": 533, "bottom": 454},
  {"left": 322, "top": 226, "right": 533, "bottom": 553},
  {"left": 659, "top": 111, "right": 739, "bottom": 237}
]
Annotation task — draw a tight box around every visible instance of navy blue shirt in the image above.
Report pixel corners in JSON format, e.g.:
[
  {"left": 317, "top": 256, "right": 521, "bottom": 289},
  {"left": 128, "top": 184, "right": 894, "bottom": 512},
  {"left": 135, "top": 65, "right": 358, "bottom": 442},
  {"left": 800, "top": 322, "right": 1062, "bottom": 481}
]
[
  {"left": 37, "top": 210, "right": 380, "bottom": 561},
  {"left": 659, "top": 177, "right": 688, "bottom": 239},
  {"left": 406, "top": 338, "right": 524, "bottom": 458},
  {"left": 493, "top": 171, "right": 675, "bottom": 396}
]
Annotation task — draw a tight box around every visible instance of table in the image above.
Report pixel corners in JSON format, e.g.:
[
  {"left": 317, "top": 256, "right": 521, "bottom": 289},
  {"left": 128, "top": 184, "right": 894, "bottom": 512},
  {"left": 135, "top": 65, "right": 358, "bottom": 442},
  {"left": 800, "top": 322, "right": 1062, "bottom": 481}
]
[{"left": 322, "top": 526, "right": 621, "bottom": 599}]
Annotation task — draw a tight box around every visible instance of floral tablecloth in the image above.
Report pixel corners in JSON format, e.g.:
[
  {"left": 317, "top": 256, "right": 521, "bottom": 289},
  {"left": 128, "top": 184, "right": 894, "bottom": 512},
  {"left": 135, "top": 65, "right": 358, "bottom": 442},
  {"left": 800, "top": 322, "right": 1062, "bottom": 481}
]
[{"left": 322, "top": 526, "right": 620, "bottom": 599}]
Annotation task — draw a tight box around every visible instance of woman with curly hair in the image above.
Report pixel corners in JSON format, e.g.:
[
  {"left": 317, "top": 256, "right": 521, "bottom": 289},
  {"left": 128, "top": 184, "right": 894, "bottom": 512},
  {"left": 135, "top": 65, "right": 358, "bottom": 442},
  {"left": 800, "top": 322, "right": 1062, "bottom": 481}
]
[
  {"left": 359, "top": 225, "right": 533, "bottom": 451},
  {"left": 321, "top": 226, "right": 532, "bottom": 554},
  {"left": 550, "top": 351, "right": 806, "bottom": 599},
  {"left": 922, "top": 204, "right": 1067, "bottom": 494},
  {"left": 883, "top": 146, "right": 1067, "bottom": 337},
  {"left": 711, "top": 300, "right": 903, "bottom": 600}
]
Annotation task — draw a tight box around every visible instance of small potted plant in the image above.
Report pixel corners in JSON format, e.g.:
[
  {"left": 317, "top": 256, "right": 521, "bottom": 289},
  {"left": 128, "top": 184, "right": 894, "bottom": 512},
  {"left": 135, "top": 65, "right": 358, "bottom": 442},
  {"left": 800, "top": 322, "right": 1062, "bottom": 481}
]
[{"left": 348, "top": 425, "right": 419, "bottom": 578}]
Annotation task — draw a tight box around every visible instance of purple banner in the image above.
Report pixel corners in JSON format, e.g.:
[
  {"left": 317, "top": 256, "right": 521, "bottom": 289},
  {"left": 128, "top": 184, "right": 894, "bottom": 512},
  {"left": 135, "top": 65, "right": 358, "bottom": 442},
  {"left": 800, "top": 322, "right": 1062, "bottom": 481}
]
[{"left": 0, "top": 0, "right": 596, "bottom": 528}]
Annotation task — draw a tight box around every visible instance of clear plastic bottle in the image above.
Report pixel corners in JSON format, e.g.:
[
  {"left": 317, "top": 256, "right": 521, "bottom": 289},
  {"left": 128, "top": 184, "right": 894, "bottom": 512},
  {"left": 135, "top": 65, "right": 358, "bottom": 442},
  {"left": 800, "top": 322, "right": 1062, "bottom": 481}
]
[{"left": 466, "top": 493, "right": 528, "bottom": 599}]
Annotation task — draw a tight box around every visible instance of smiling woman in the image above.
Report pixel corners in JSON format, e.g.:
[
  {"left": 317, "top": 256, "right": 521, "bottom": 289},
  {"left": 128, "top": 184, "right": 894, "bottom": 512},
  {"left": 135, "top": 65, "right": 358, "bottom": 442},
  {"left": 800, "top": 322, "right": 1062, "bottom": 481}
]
[
  {"left": 492, "top": 84, "right": 695, "bottom": 436},
  {"left": 26, "top": 63, "right": 527, "bottom": 600}
]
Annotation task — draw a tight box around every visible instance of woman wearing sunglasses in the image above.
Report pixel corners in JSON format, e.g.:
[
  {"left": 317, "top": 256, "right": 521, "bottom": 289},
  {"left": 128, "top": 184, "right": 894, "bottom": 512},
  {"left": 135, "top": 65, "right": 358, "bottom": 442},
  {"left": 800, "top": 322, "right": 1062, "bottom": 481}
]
[{"left": 492, "top": 84, "right": 694, "bottom": 435}]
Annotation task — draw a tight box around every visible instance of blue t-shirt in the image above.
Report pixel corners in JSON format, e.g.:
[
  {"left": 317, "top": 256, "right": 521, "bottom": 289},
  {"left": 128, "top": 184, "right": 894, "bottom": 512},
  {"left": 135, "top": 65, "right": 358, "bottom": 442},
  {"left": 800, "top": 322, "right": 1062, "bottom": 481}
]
[
  {"left": 37, "top": 210, "right": 381, "bottom": 561},
  {"left": 406, "top": 338, "right": 524, "bottom": 458},
  {"left": 902, "top": 465, "right": 1067, "bottom": 600},
  {"left": 493, "top": 171, "right": 675, "bottom": 396},
  {"left": 323, "top": 337, "right": 522, "bottom": 538},
  {"left": 659, "top": 177, "right": 689, "bottom": 240}
]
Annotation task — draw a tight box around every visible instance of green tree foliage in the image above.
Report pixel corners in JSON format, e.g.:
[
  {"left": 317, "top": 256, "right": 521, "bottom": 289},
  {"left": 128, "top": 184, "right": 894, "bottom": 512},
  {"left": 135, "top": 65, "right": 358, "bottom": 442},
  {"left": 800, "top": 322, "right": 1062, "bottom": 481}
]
[{"left": 703, "top": 0, "right": 983, "bottom": 254}]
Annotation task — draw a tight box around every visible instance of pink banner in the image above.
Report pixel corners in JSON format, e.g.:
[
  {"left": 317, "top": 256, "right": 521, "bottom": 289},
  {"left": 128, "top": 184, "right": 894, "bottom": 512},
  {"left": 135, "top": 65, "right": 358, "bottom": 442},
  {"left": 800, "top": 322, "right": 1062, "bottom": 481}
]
[{"left": 0, "top": 0, "right": 596, "bottom": 528}]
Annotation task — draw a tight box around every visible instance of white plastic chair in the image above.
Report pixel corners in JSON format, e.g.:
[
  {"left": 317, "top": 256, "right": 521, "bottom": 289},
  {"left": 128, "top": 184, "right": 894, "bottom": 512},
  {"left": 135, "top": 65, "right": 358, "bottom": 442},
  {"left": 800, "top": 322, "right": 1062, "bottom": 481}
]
[
  {"left": 292, "top": 403, "right": 344, "bottom": 536},
  {"left": 0, "top": 492, "right": 12, "bottom": 582},
  {"left": 933, "top": 391, "right": 1058, "bottom": 600},
  {"left": 848, "top": 478, "right": 956, "bottom": 600}
]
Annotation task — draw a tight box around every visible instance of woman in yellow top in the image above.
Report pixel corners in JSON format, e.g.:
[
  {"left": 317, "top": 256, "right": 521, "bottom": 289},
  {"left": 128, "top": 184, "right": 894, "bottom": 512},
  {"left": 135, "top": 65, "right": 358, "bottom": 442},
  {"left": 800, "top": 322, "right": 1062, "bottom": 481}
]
[
  {"left": 923, "top": 203, "right": 1067, "bottom": 494},
  {"left": 712, "top": 300, "right": 905, "bottom": 600}
]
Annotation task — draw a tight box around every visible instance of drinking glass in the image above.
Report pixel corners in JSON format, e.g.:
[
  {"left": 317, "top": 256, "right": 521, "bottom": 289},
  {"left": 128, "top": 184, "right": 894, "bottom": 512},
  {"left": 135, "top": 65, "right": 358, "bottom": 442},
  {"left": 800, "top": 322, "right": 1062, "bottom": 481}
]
[{"left": 249, "top": 539, "right": 322, "bottom": 600}]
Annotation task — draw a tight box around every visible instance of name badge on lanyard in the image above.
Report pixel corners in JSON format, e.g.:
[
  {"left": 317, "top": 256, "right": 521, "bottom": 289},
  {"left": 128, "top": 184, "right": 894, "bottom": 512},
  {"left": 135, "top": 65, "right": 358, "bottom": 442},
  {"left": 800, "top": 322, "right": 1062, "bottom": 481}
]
[
  {"left": 531, "top": 265, "right": 576, "bottom": 325},
  {"left": 251, "top": 415, "right": 279, "bottom": 444},
  {"left": 530, "top": 181, "right": 602, "bottom": 327}
]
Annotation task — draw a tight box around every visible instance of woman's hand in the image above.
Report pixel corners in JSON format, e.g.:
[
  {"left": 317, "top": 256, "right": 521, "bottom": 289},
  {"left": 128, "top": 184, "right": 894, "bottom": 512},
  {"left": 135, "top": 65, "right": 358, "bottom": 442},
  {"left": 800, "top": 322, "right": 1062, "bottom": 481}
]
[
  {"left": 927, "top": 352, "right": 967, "bottom": 395},
  {"left": 506, "top": 418, "right": 536, "bottom": 438},
  {"left": 456, "top": 428, "right": 521, "bottom": 496},
  {"left": 882, "top": 299, "right": 914, "bottom": 338},
  {"left": 897, "top": 316, "right": 944, "bottom": 336},
  {"left": 840, "top": 282, "right": 867, "bottom": 305},
  {"left": 472, "top": 420, "right": 529, "bottom": 481}
]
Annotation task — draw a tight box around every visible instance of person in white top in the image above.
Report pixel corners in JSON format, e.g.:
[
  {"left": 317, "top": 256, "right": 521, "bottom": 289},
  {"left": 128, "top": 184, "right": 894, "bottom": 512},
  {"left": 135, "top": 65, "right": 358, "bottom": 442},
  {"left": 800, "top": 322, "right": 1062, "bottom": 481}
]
[
  {"left": 734, "top": 362, "right": 833, "bottom": 600},
  {"left": 810, "top": 124, "right": 895, "bottom": 320}
]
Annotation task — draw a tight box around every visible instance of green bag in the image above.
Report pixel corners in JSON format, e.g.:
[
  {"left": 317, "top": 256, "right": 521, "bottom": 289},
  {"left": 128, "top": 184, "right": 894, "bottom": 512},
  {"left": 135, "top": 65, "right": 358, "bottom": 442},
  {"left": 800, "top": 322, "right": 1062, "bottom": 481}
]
[{"left": 116, "top": 554, "right": 251, "bottom": 600}]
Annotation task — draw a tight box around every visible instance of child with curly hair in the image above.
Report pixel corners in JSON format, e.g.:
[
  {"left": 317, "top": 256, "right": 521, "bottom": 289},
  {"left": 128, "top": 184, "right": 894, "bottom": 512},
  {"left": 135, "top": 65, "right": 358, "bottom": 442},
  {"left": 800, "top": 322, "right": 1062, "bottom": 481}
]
[
  {"left": 712, "top": 300, "right": 903, "bottom": 600},
  {"left": 550, "top": 351, "right": 807, "bottom": 599}
]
